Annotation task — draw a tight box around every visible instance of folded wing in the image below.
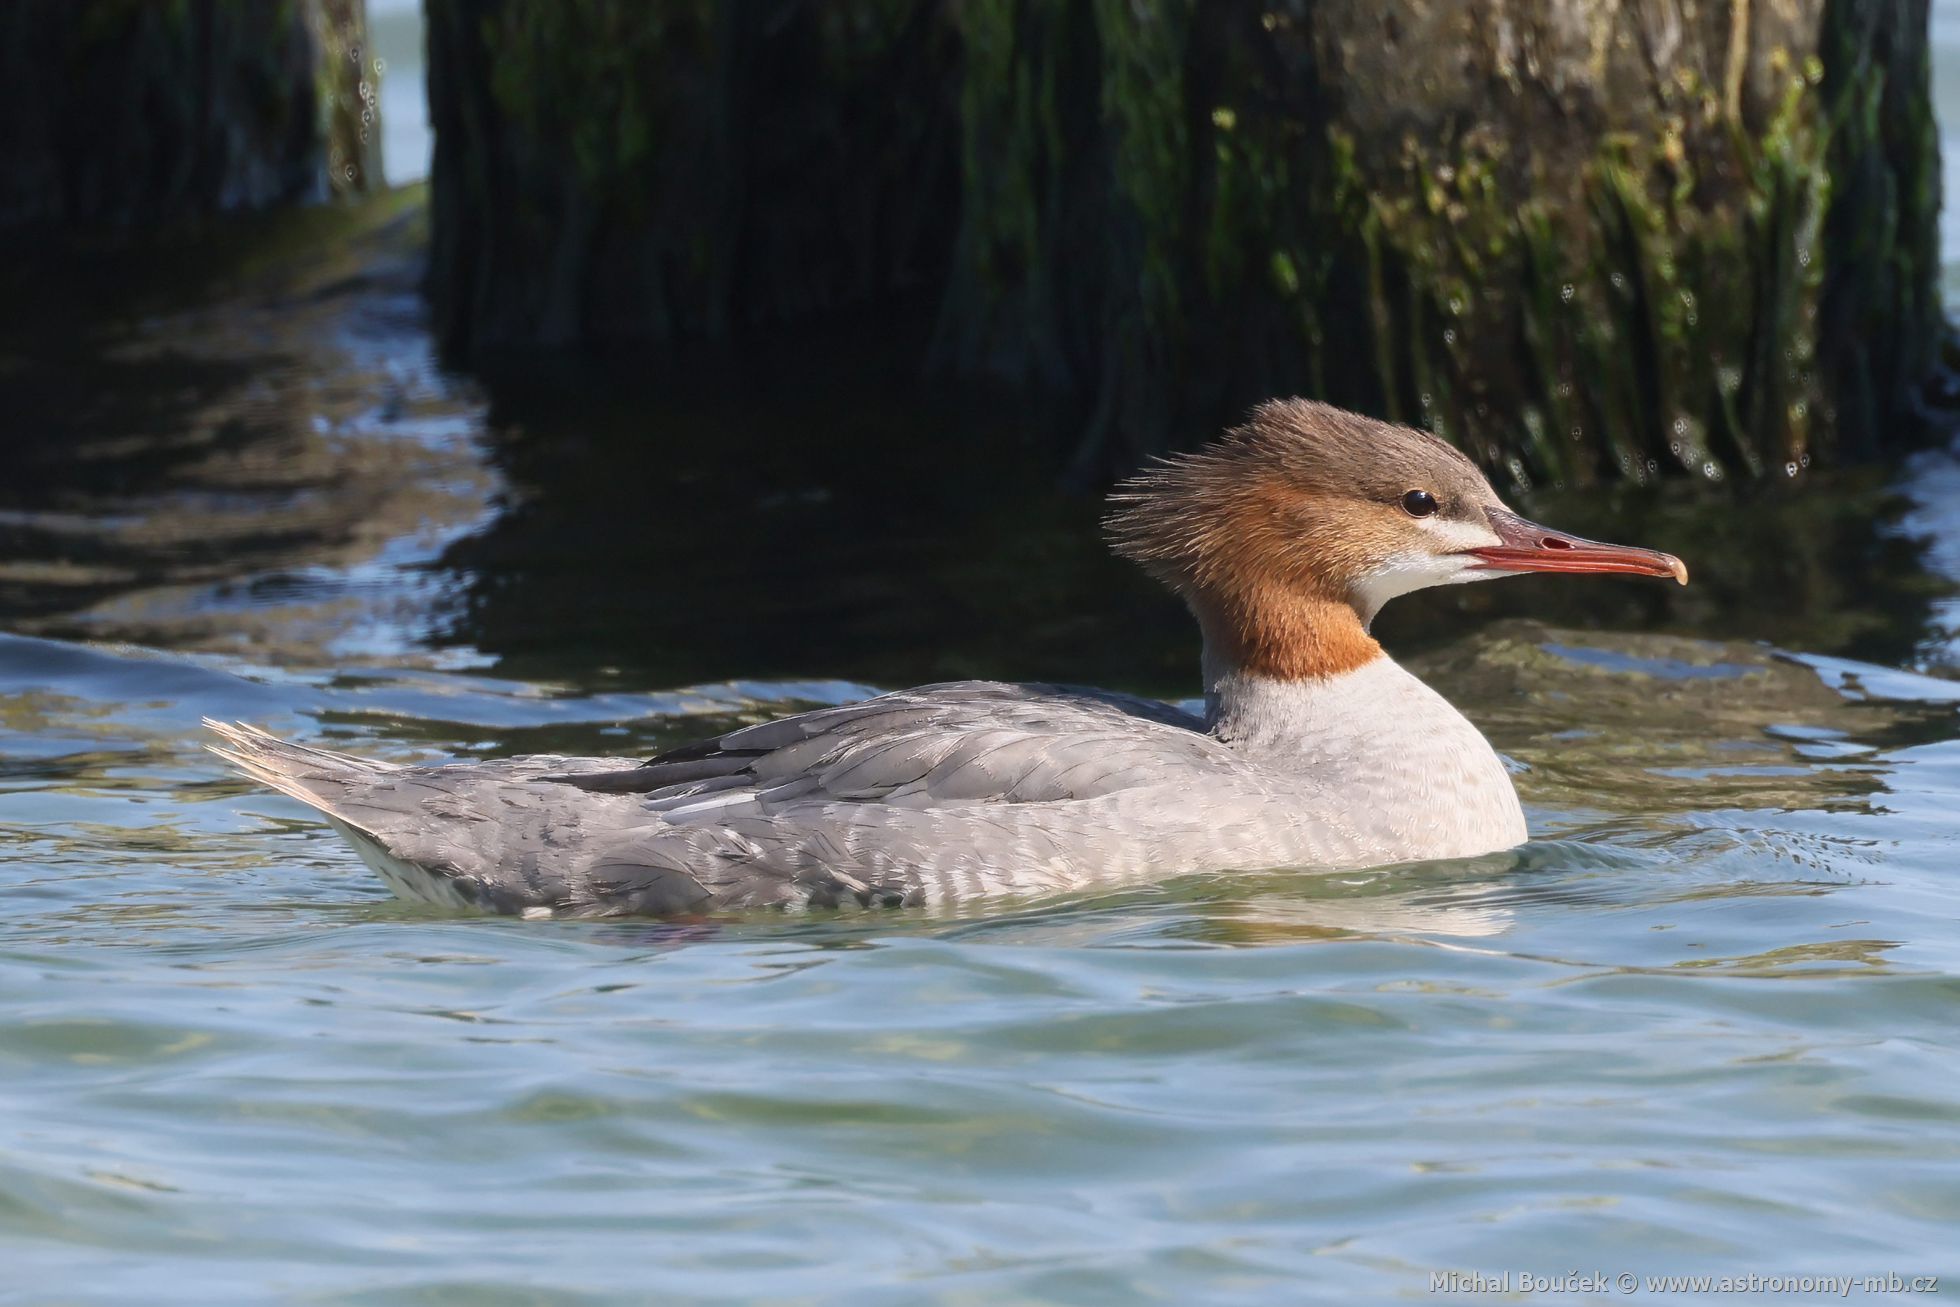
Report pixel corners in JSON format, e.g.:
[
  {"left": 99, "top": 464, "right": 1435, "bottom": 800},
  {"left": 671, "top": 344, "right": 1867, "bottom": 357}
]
[
  {"left": 547, "top": 680, "right": 1222, "bottom": 818},
  {"left": 211, "top": 683, "right": 1300, "bottom": 916}
]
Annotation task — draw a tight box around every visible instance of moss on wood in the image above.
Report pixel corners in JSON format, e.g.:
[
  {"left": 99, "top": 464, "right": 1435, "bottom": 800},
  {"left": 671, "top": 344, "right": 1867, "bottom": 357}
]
[
  {"left": 0, "top": 0, "right": 376, "bottom": 230},
  {"left": 424, "top": 0, "right": 1947, "bottom": 485},
  {"left": 429, "top": 0, "right": 956, "bottom": 354}
]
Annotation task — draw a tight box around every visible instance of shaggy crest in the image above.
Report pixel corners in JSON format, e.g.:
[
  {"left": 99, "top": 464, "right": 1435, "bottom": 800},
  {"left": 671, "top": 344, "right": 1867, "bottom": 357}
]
[{"left": 1104, "top": 398, "right": 1498, "bottom": 596}]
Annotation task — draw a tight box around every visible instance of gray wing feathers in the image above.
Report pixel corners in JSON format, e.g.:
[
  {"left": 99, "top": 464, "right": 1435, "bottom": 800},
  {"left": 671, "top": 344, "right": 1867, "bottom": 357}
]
[
  {"left": 613, "top": 682, "right": 1221, "bottom": 815},
  {"left": 206, "top": 681, "right": 1262, "bottom": 917}
]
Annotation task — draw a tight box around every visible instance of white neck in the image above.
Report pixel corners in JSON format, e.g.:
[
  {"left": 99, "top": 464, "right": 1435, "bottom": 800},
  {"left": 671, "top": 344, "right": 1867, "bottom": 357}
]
[{"left": 1204, "top": 654, "right": 1529, "bottom": 859}]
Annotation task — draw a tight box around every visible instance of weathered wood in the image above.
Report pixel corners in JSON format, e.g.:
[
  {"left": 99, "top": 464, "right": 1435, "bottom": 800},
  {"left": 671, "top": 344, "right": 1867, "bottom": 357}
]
[
  {"left": 426, "top": 0, "right": 958, "bottom": 355},
  {"left": 423, "top": 0, "right": 1945, "bottom": 484},
  {"left": 938, "top": 0, "right": 1945, "bottom": 481},
  {"left": 0, "top": 0, "right": 379, "bottom": 231}
]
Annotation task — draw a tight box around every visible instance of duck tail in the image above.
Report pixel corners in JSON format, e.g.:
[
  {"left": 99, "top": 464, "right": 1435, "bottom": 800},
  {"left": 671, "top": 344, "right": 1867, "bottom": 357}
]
[{"left": 203, "top": 719, "right": 400, "bottom": 827}]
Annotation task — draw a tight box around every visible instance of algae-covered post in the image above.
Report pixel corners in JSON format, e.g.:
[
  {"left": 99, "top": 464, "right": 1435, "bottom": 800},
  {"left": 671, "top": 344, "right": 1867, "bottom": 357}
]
[
  {"left": 942, "top": 0, "right": 1946, "bottom": 483},
  {"left": 1283, "top": 0, "right": 1944, "bottom": 488},
  {"left": 0, "top": 0, "right": 379, "bottom": 230},
  {"left": 424, "top": 0, "right": 957, "bottom": 354},
  {"left": 422, "top": 0, "right": 1944, "bottom": 486}
]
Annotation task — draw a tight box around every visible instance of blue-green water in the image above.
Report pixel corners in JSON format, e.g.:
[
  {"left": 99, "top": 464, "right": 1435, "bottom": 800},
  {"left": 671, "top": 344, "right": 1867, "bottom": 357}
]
[
  {"left": 9, "top": 17, "right": 1960, "bottom": 1303},
  {"left": 5, "top": 617, "right": 1960, "bottom": 1302}
]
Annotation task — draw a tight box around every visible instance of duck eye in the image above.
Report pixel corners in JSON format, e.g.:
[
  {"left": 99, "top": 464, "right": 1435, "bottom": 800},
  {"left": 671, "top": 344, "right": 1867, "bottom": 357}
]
[{"left": 1401, "top": 489, "right": 1438, "bottom": 518}]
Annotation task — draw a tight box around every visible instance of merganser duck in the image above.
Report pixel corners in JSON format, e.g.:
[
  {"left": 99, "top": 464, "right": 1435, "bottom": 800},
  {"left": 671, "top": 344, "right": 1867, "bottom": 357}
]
[{"left": 209, "top": 399, "right": 1686, "bottom": 916}]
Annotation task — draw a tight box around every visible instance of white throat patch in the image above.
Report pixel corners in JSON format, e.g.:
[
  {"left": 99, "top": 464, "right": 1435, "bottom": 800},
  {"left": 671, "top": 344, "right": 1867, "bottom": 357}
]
[{"left": 1349, "top": 516, "right": 1505, "bottom": 623}]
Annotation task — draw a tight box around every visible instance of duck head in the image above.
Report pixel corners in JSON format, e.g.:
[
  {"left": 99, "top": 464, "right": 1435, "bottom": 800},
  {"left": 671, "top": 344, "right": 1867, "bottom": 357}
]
[{"left": 1105, "top": 398, "right": 1687, "bottom": 680}]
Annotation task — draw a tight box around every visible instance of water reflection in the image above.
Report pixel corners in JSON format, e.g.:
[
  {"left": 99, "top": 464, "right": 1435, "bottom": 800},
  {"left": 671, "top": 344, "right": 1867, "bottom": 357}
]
[
  {"left": 440, "top": 344, "right": 1960, "bottom": 690},
  {"left": 5, "top": 192, "right": 1960, "bottom": 691},
  {"left": 3, "top": 188, "right": 1957, "bottom": 980},
  {"left": 4, "top": 625, "right": 1956, "bottom": 1299},
  {"left": 0, "top": 196, "right": 495, "bottom": 667},
  {"left": 5, "top": 614, "right": 1955, "bottom": 961},
  {"left": 2, "top": 39, "right": 1959, "bottom": 1304}
]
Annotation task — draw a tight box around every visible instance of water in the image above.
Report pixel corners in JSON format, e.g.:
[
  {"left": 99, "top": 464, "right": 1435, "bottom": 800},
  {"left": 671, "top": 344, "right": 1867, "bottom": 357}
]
[
  {"left": 8, "top": 25, "right": 1960, "bottom": 1307},
  {"left": 4, "top": 625, "right": 1960, "bottom": 1302},
  {"left": 368, "top": 0, "right": 430, "bottom": 189}
]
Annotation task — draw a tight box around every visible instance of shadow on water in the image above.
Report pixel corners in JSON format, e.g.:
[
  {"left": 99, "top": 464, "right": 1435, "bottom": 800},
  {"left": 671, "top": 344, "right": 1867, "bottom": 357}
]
[
  {"left": 6, "top": 110, "right": 1960, "bottom": 1307},
  {"left": 0, "top": 191, "right": 495, "bottom": 665},
  {"left": 2, "top": 188, "right": 1958, "bottom": 694},
  {"left": 441, "top": 335, "right": 1959, "bottom": 693},
  {"left": 429, "top": 321, "right": 1185, "bottom": 690}
]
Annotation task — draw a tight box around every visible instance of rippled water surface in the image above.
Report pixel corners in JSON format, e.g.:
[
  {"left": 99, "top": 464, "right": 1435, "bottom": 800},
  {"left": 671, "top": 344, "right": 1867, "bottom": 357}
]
[
  {"left": 9, "top": 33, "right": 1960, "bottom": 1306},
  {"left": 7, "top": 613, "right": 1960, "bottom": 1304}
]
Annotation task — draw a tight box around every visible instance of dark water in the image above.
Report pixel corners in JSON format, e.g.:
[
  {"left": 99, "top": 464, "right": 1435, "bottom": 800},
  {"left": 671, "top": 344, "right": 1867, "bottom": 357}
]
[{"left": 8, "top": 71, "right": 1960, "bottom": 1307}]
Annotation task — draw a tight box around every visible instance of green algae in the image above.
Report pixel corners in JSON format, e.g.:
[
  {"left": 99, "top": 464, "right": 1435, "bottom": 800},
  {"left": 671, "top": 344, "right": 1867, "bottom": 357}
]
[
  {"left": 421, "top": 0, "right": 1945, "bottom": 486},
  {"left": 1307, "top": 50, "right": 1836, "bottom": 489},
  {"left": 478, "top": 2, "right": 702, "bottom": 202},
  {"left": 925, "top": 1, "right": 1942, "bottom": 484},
  {"left": 439, "top": 0, "right": 945, "bottom": 351},
  {"left": 15, "top": 0, "right": 372, "bottom": 224}
]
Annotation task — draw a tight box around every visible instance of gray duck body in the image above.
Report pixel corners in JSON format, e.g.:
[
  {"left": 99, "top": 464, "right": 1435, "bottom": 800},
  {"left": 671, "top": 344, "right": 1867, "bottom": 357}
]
[
  {"left": 207, "top": 666, "right": 1525, "bottom": 917},
  {"left": 207, "top": 398, "right": 1686, "bottom": 916}
]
